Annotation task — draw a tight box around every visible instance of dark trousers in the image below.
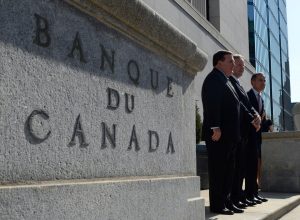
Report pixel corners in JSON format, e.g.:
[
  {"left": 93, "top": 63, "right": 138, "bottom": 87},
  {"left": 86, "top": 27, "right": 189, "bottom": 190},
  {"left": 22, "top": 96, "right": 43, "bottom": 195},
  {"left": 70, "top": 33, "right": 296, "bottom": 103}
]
[
  {"left": 206, "top": 139, "right": 236, "bottom": 210},
  {"left": 231, "top": 138, "right": 247, "bottom": 202},
  {"left": 245, "top": 133, "right": 258, "bottom": 199}
]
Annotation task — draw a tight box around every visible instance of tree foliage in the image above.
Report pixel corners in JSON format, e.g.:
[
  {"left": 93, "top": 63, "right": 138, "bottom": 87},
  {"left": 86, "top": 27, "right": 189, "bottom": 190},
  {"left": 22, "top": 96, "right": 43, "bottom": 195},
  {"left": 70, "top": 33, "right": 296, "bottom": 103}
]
[{"left": 196, "top": 104, "right": 202, "bottom": 144}]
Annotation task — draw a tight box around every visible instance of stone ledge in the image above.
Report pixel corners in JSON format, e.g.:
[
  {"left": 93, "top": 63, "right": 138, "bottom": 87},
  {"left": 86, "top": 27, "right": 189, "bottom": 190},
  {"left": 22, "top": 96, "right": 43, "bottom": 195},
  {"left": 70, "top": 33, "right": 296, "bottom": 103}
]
[
  {"left": 64, "top": 0, "right": 208, "bottom": 75},
  {"left": 292, "top": 102, "right": 300, "bottom": 114},
  {"left": 0, "top": 175, "right": 203, "bottom": 220},
  {"left": 0, "top": 175, "right": 198, "bottom": 188},
  {"left": 262, "top": 131, "right": 300, "bottom": 140}
]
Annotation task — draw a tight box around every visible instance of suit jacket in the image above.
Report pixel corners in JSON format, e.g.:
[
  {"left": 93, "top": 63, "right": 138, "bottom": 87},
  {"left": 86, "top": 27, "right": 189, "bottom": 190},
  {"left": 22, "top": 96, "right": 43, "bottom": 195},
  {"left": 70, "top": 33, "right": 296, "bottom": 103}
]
[
  {"left": 201, "top": 68, "right": 241, "bottom": 143},
  {"left": 229, "top": 76, "right": 258, "bottom": 139},
  {"left": 247, "top": 89, "right": 264, "bottom": 145}
]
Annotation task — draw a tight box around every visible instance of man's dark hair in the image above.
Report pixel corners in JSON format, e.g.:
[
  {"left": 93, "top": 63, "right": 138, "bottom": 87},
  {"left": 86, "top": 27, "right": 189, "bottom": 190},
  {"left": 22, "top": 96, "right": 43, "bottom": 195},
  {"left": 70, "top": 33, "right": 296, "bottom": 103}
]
[
  {"left": 213, "top": 50, "right": 232, "bottom": 66},
  {"left": 251, "top": 72, "right": 265, "bottom": 81}
]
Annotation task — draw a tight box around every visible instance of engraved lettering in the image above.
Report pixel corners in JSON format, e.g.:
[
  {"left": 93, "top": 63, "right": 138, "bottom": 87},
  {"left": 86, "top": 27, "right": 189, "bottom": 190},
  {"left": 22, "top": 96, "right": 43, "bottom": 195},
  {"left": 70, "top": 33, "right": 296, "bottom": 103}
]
[
  {"left": 68, "top": 32, "right": 86, "bottom": 63},
  {"left": 26, "top": 109, "right": 51, "bottom": 143},
  {"left": 33, "top": 14, "right": 51, "bottom": 47},
  {"left": 166, "top": 132, "right": 175, "bottom": 154},
  {"left": 125, "top": 93, "right": 134, "bottom": 113},
  {"left": 167, "top": 77, "right": 174, "bottom": 97},
  {"left": 128, "top": 125, "right": 140, "bottom": 151},
  {"left": 101, "top": 122, "right": 116, "bottom": 149},
  {"left": 127, "top": 60, "right": 140, "bottom": 85},
  {"left": 107, "top": 87, "right": 120, "bottom": 110},
  {"left": 68, "top": 114, "right": 89, "bottom": 148},
  {"left": 148, "top": 130, "right": 159, "bottom": 152},
  {"left": 100, "top": 44, "right": 115, "bottom": 74},
  {"left": 150, "top": 68, "right": 159, "bottom": 90}
]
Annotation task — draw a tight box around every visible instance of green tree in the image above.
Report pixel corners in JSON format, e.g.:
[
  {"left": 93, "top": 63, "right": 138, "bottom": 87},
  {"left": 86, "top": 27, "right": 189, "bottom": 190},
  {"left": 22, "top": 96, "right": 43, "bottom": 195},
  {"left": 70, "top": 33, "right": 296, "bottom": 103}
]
[{"left": 196, "top": 104, "right": 202, "bottom": 144}]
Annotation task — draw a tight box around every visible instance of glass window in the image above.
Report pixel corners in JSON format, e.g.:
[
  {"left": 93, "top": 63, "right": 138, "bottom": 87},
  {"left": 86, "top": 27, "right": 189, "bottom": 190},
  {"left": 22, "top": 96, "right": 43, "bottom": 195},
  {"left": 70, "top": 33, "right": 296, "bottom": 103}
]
[
  {"left": 280, "top": 34, "right": 288, "bottom": 55},
  {"left": 279, "top": 0, "right": 287, "bottom": 21},
  {"left": 269, "top": 12, "right": 280, "bottom": 40},
  {"left": 256, "top": 62, "right": 269, "bottom": 75},
  {"left": 255, "top": 0, "right": 268, "bottom": 20},
  {"left": 271, "top": 55, "right": 281, "bottom": 83},
  {"left": 262, "top": 70, "right": 271, "bottom": 98},
  {"left": 281, "top": 53, "right": 288, "bottom": 73},
  {"left": 272, "top": 103, "right": 283, "bottom": 129},
  {"left": 248, "top": 1, "right": 255, "bottom": 20},
  {"left": 255, "top": 16, "right": 268, "bottom": 44},
  {"left": 271, "top": 78, "right": 282, "bottom": 105},
  {"left": 283, "top": 77, "right": 290, "bottom": 93},
  {"left": 280, "top": 14, "right": 288, "bottom": 38},
  {"left": 268, "top": 0, "right": 279, "bottom": 22},
  {"left": 285, "top": 61, "right": 290, "bottom": 77},
  {"left": 263, "top": 95, "right": 272, "bottom": 119},
  {"left": 255, "top": 34, "right": 269, "bottom": 71},
  {"left": 270, "top": 35, "right": 280, "bottom": 59},
  {"left": 281, "top": 70, "right": 287, "bottom": 89},
  {"left": 248, "top": 3, "right": 256, "bottom": 67},
  {"left": 282, "top": 90, "right": 291, "bottom": 112}
]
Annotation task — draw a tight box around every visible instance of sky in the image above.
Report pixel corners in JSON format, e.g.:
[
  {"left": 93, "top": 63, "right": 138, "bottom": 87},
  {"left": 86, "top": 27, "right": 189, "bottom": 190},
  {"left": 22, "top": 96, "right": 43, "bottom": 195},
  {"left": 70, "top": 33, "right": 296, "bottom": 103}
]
[{"left": 286, "top": 0, "right": 300, "bottom": 102}]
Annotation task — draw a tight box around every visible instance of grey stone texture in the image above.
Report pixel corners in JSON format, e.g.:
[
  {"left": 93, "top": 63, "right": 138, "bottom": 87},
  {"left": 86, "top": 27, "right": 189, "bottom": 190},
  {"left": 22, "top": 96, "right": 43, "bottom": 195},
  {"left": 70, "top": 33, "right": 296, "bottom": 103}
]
[
  {"left": 0, "top": 176, "right": 204, "bottom": 220},
  {"left": 292, "top": 102, "right": 300, "bottom": 130},
  {"left": 65, "top": 0, "right": 208, "bottom": 74},
  {"left": 261, "top": 132, "right": 300, "bottom": 193},
  {"left": 0, "top": 0, "right": 198, "bottom": 183},
  {"left": 218, "top": 0, "right": 249, "bottom": 59},
  {"left": 0, "top": 0, "right": 205, "bottom": 219}
]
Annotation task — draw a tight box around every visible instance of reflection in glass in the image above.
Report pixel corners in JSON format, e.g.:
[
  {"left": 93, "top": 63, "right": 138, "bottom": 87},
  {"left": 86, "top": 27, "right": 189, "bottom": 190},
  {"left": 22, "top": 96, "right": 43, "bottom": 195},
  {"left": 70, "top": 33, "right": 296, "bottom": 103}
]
[{"left": 248, "top": 0, "right": 293, "bottom": 130}]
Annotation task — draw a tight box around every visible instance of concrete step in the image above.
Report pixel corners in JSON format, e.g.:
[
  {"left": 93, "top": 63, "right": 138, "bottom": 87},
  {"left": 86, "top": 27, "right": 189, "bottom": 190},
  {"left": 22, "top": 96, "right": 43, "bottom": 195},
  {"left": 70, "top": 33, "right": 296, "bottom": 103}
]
[
  {"left": 279, "top": 204, "right": 300, "bottom": 220},
  {"left": 0, "top": 176, "right": 204, "bottom": 220},
  {"left": 201, "top": 190, "right": 300, "bottom": 220}
]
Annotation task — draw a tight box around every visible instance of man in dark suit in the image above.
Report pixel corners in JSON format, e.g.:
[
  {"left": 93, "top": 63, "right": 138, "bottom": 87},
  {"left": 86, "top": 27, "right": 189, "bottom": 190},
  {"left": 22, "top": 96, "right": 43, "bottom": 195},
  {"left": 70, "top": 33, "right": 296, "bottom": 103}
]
[
  {"left": 229, "top": 55, "right": 261, "bottom": 208},
  {"left": 201, "top": 50, "right": 241, "bottom": 215},
  {"left": 245, "top": 73, "right": 268, "bottom": 203}
]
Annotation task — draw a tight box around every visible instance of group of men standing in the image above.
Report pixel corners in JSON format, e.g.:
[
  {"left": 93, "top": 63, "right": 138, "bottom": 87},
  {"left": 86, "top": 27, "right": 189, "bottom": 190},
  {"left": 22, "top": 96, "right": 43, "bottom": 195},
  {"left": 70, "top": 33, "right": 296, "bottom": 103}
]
[{"left": 201, "top": 50, "right": 268, "bottom": 215}]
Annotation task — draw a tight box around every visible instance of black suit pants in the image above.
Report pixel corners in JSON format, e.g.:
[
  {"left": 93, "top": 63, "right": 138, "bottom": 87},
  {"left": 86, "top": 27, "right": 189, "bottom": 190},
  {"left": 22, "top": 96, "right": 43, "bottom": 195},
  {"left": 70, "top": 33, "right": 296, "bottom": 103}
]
[
  {"left": 231, "top": 138, "right": 247, "bottom": 202},
  {"left": 206, "top": 139, "right": 236, "bottom": 210},
  {"left": 245, "top": 136, "right": 258, "bottom": 199}
]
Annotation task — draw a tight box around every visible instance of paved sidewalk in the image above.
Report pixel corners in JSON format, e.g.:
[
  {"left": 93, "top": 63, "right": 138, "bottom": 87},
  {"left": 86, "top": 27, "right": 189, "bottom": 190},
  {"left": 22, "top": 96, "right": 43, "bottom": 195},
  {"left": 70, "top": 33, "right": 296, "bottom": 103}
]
[
  {"left": 201, "top": 190, "right": 300, "bottom": 220},
  {"left": 279, "top": 204, "right": 300, "bottom": 220}
]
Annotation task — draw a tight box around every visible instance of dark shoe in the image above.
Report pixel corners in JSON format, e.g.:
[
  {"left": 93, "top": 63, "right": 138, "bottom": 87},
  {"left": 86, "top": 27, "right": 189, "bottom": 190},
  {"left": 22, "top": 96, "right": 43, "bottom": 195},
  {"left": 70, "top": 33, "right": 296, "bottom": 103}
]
[
  {"left": 253, "top": 197, "right": 262, "bottom": 204},
  {"left": 243, "top": 198, "right": 256, "bottom": 206},
  {"left": 226, "top": 204, "right": 244, "bottom": 213},
  {"left": 255, "top": 195, "right": 268, "bottom": 202},
  {"left": 233, "top": 201, "right": 247, "bottom": 209},
  {"left": 210, "top": 208, "right": 234, "bottom": 215}
]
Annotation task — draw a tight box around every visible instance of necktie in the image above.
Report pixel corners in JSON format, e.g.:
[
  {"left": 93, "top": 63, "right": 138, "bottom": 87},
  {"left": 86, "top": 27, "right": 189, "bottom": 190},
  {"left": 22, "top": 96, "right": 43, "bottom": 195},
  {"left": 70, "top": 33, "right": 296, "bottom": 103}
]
[{"left": 257, "top": 94, "right": 262, "bottom": 113}]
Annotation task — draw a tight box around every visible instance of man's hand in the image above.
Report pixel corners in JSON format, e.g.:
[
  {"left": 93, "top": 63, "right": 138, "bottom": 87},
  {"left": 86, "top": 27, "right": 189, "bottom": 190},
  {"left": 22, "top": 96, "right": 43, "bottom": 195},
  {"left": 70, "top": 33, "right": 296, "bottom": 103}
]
[
  {"left": 253, "top": 114, "right": 261, "bottom": 124},
  {"left": 212, "top": 128, "right": 221, "bottom": 141},
  {"left": 253, "top": 123, "right": 261, "bottom": 132},
  {"left": 251, "top": 114, "right": 261, "bottom": 131}
]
